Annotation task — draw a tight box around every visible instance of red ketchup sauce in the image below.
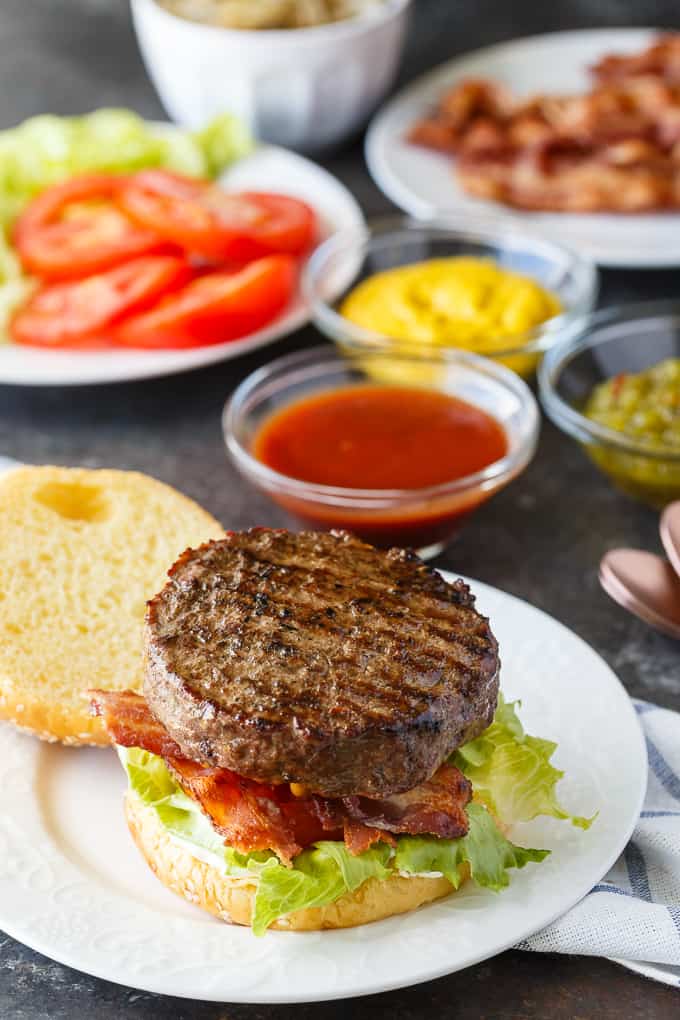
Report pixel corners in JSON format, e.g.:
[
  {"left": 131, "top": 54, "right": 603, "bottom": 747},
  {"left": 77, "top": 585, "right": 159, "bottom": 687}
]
[{"left": 251, "top": 384, "right": 508, "bottom": 549}]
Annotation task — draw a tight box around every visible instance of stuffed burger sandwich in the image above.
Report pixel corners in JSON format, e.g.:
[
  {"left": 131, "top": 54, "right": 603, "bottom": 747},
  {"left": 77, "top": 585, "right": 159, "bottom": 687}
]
[{"left": 91, "top": 529, "right": 589, "bottom": 935}]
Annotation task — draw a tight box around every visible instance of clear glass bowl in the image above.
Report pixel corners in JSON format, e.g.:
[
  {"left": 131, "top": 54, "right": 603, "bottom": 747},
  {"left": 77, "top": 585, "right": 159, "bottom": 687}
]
[
  {"left": 302, "top": 216, "right": 598, "bottom": 379},
  {"left": 540, "top": 301, "right": 680, "bottom": 508},
  {"left": 224, "top": 344, "right": 540, "bottom": 557}
]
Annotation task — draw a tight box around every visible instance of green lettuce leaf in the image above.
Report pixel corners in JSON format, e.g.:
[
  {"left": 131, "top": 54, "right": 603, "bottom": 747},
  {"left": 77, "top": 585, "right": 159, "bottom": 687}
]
[
  {"left": 120, "top": 746, "right": 259, "bottom": 869},
  {"left": 118, "top": 747, "right": 392, "bottom": 935},
  {"left": 395, "top": 802, "right": 549, "bottom": 891},
  {"left": 0, "top": 108, "right": 252, "bottom": 235},
  {"left": 0, "top": 232, "right": 35, "bottom": 343},
  {"left": 193, "top": 113, "right": 253, "bottom": 177},
  {"left": 251, "top": 842, "right": 392, "bottom": 937},
  {"left": 119, "top": 746, "right": 176, "bottom": 804},
  {"left": 455, "top": 694, "right": 593, "bottom": 830}
]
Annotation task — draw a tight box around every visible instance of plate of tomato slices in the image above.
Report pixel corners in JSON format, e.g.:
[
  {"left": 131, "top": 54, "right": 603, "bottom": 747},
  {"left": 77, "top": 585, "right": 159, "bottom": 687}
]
[{"left": 0, "top": 144, "right": 363, "bottom": 385}]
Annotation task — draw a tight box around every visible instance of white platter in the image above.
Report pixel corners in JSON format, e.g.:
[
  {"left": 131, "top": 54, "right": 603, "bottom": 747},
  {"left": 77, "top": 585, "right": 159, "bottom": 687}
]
[
  {"left": 0, "top": 571, "right": 646, "bottom": 1002},
  {"left": 0, "top": 144, "right": 363, "bottom": 386},
  {"left": 365, "top": 28, "right": 680, "bottom": 268}
]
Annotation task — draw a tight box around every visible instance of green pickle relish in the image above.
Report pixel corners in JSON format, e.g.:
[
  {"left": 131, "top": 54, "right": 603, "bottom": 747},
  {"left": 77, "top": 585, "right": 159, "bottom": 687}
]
[{"left": 583, "top": 357, "right": 680, "bottom": 507}]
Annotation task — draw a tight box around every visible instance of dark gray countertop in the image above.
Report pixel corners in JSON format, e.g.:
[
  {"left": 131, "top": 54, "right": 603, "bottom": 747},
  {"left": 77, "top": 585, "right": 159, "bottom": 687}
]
[{"left": 1, "top": 1, "right": 680, "bottom": 1017}]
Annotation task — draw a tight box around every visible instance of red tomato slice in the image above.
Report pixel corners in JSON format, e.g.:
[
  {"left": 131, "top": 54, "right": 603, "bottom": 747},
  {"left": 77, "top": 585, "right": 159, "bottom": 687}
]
[
  {"left": 113, "top": 254, "right": 297, "bottom": 349},
  {"left": 118, "top": 171, "right": 317, "bottom": 262},
  {"left": 13, "top": 174, "right": 172, "bottom": 281},
  {"left": 10, "top": 255, "right": 192, "bottom": 349}
]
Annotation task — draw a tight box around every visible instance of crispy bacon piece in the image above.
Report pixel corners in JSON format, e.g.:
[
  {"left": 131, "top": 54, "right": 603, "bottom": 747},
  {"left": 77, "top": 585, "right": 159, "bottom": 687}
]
[
  {"left": 164, "top": 757, "right": 311, "bottom": 864},
  {"left": 90, "top": 690, "right": 473, "bottom": 864},
  {"left": 408, "top": 77, "right": 513, "bottom": 155},
  {"left": 90, "top": 689, "right": 184, "bottom": 758},
  {"left": 311, "top": 798, "right": 397, "bottom": 856},
  {"left": 592, "top": 35, "right": 680, "bottom": 85},
  {"left": 343, "top": 819, "right": 397, "bottom": 856},
  {"left": 341, "top": 763, "right": 472, "bottom": 840},
  {"left": 313, "top": 763, "right": 471, "bottom": 844}
]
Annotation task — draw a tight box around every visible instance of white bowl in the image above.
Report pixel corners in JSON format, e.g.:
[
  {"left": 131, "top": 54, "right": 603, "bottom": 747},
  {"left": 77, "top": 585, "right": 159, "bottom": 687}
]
[{"left": 130, "top": 0, "right": 412, "bottom": 151}]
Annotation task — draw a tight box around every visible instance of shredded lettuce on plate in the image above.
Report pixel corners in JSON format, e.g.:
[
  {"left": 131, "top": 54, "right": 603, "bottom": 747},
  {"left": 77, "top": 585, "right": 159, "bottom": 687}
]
[
  {"left": 119, "top": 693, "right": 591, "bottom": 935},
  {"left": 0, "top": 108, "right": 252, "bottom": 342},
  {"left": 0, "top": 232, "right": 35, "bottom": 340},
  {"left": 0, "top": 108, "right": 251, "bottom": 232}
]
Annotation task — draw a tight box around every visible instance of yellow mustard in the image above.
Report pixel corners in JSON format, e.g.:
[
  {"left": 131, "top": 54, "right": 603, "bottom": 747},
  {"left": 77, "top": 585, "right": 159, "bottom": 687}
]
[{"left": 340, "top": 257, "right": 561, "bottom": 378}]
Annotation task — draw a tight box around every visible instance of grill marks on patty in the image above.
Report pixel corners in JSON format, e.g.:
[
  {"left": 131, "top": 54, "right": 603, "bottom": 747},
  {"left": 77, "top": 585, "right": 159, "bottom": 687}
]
[
  {"left": 145, "top": 530, "right": 500, "bottom": 797},
  {"left": 152, "top": 540, "right": 492, "bottom": 725}
]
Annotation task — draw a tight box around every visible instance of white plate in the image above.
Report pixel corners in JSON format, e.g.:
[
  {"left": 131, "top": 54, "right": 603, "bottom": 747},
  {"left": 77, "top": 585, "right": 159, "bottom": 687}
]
[
  {"left": 0, "top": 145, "right": 363, "bottom": 386},
  {"left": 365, "top": 28, "right": 680, "bottom": 268},
  {"left": 0, "top": 572, "right": 646, "bottom": 1002}
]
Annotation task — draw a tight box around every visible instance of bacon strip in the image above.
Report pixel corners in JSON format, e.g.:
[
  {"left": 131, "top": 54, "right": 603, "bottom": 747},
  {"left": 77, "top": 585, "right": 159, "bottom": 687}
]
[
  {"left": 90, "top": 689, "right": 185, "bottom": 758},
  {"left": 593, "top": 34, "right": 680, "bottom": 85},
  {"left": 164, "top": 757, "right": 305, "bottom": 864},
  {"left": 89, "top": 690, "right": 472, "bottom": 863},
  {"left": 341, "top": 763, "right": 471, "bottom": 841},
  {"left": 342, "top": 819, "right": 398, "bottom": 856}
]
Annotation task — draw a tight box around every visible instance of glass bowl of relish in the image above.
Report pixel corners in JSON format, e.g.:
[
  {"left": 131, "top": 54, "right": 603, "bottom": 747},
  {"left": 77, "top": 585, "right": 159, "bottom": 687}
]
[
  {"left": 540, "top": 301, "right": 680, "bottom": 508},
  {"left": 224, "top": 344, "right": 539, "bottom": 558}
]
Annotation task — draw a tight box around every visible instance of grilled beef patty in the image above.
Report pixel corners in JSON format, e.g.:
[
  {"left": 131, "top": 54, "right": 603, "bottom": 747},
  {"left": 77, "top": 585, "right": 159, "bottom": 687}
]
[{"left": 144, "top": 530, "right": 500, "bottom": 798}]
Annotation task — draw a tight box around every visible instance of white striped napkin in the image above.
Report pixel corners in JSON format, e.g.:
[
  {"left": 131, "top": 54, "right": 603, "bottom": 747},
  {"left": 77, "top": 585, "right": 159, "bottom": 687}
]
[{"left": 518, "top": 700, "right": 680, "bottom": 987}]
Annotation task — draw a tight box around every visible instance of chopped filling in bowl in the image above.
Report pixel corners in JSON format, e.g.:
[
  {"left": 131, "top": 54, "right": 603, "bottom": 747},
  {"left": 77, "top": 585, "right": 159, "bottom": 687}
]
[
  {"left": 157, "top": 0, "right": 384, "bottom": 29},
  {"left": 585, "top": 357, "right": 680, "bottom": 450}
]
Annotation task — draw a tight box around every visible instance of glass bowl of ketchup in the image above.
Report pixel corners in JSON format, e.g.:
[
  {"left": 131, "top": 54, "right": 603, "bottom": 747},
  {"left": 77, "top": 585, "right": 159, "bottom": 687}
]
[{"left": 224, "top": 344, "right": 540, "bottom": 558}]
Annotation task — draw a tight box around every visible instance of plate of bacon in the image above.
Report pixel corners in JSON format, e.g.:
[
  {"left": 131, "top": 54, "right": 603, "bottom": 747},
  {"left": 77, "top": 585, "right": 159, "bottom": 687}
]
[{"left": 366, "top": 29, "right": 680, "bottom": 267}]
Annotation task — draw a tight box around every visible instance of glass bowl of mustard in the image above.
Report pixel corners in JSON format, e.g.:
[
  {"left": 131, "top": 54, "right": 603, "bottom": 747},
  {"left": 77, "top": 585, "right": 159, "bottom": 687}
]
[
  {"left": 302, "top": 216, "right": 598, "bottom": 380},
  {"left": 540, "top": 301, "right": 680, "bottom": 508},
  {"left": 224, "top": 343, "right": 539, "bottom": 559}
]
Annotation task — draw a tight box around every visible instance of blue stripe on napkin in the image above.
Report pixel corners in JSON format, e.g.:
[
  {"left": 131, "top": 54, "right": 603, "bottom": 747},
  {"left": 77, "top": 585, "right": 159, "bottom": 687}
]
[
  {"left": 624, "top": 843, "right": 652, "bottom": 901},
  {"left": 645, "top": 736, "right": 680, "bottom": 801}
]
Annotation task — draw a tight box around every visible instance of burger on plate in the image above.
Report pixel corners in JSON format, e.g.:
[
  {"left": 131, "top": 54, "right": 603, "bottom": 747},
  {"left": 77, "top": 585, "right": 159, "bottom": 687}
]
[{"left": 91, "top": 529, "right": 589, "bottom": 934}]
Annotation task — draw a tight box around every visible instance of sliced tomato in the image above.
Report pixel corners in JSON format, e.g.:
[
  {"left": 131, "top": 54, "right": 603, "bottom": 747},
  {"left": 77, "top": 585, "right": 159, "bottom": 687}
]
[
  {"left": 10, "top": 255, "right": 192, "bottom": 348},
  {"left": 113, "top": 254, "right": 297, "bottom": 349},
  {"left": 13, "top": 174, "right": 172, "bottom": 280},
  {"left": 118, "top": 171, "right": 317, "bottom": 262}
]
